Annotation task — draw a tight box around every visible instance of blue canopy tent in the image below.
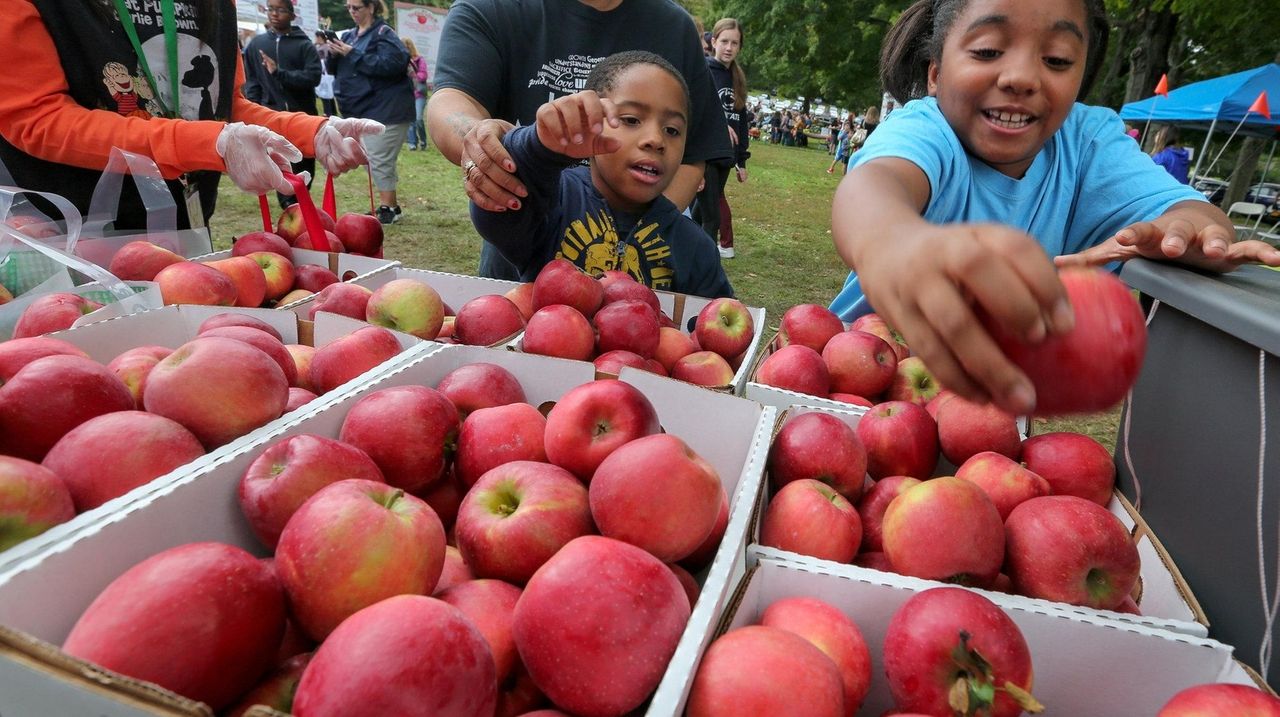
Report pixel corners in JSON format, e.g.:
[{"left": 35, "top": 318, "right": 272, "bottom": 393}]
[{"left": 1120, "top": 63, "right": 1280, "bottom": 140}]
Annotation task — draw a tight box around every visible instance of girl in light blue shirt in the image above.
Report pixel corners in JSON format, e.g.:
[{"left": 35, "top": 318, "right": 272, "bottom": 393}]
[{"left": 830, "top": 0, "right": 1280, "bottom": 415}]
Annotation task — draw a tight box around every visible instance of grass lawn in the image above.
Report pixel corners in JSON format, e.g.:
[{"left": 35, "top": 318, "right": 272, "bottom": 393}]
[{"left": 209, "top": 139, "right": 1121, "bottom": 449}]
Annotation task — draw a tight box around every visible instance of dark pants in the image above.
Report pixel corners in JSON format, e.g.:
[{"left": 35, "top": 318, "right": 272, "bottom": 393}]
[
  {"left": 693, "top": 162, "right": 731, "bottom": 247},
  {"left": 718, "top": 192, "right": 734, "bottom": 248},
  {"left": 321, "top": 97, "right": 338, "bottom": 117}
]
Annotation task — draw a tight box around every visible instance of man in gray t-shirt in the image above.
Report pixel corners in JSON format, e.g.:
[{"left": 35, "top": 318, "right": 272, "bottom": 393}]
[{"left": 426, "top": 0, "right": 732, "bottom": 280}]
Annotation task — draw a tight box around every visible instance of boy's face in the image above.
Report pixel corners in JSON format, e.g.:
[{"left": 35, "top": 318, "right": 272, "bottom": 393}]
[
  {"left": 927, "top": 0, "right": 1087, "bottom": 179},
  {"left": 590, "top": 64, "right": 688, "bottom": 213}
]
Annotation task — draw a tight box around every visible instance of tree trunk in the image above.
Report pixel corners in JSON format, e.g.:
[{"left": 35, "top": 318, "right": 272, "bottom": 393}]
[
  {"left": 1225, "top": 137, "right": 1264, "bottom": 211},
  {"left": 1123, "top": 9, "right": 1178, "bottom": 103}
]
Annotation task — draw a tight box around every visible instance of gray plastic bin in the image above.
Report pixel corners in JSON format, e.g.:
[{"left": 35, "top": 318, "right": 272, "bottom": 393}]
[{"left": 1117, "top": 258, "right": 1280, "bottom": 687}]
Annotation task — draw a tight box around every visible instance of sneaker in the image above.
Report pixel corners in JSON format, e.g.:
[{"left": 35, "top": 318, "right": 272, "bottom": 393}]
[
  {"left": 393, "top": 205, "right": 403, "bottom": 221},
  {"left": 376, "top": 205, "right": 397, "bottom": 225},
  {"left": 718, "top": 246, "right": 735, "bottom": 259}
]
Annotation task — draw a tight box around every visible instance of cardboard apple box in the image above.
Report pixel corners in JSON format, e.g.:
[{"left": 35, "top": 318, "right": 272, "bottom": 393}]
[
  {"left": 0, "top": 343, "right": 772, "bottom": 716},
  {"left": 745, "top": 403, "right": 1209, "bottom": 638},
  {"left": 285, "top": 266, "right": 525, "bottom": 348},
  {"left": 0, "top": 308, "right": 426, "bottom": 575},
  {"left": 655, "top": 556, "right": 1257, "bottom": 716}
]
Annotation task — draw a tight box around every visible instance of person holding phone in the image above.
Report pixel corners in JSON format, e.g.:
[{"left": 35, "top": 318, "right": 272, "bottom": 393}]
[{"left": 242, "top": 0, "right": 322, "bottom": 209}]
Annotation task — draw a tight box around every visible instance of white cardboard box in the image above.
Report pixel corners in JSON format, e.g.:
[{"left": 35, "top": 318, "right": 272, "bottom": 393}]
[
  {"left": 0, "top": 343, "right": 771, "bottom": 716},
  {"left": 0, "top": 308, "right": 428, "bottom": 574},
  {"left": 746, "top": 404, "right": 1210, "bottom": 638},
  {"left": 674, "top": 556, "right": 1253, "bottom": 717}
]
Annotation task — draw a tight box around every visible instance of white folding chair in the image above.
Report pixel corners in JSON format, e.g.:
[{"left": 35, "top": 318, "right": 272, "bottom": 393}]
[{"left": 1228, "top": 202, "right": 1267, "bottom": 240}]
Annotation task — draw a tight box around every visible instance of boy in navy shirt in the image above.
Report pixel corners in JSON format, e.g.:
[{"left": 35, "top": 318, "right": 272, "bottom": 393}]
[{"left": 469, "top": 51, "right": 733, "bottom": 299}]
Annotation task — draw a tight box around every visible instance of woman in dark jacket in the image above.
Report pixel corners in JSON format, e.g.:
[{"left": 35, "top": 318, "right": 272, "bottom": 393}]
[
  {"left": 325, "top": 0, "right": 414, "bottom": 224},
  {"left": 694, "top": 18, "right": 750, "bottom": 259}
]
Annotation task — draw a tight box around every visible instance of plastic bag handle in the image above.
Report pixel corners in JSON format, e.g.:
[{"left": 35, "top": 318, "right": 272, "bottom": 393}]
[
  {"left": 84, "top": 148, "right": 178, "bottom": 253},
  {"left": 0, "top": 188, "right": 145, "bottom": 312},
  {"left": 283, "top": 173, "right": 330, "bottom": 252}
]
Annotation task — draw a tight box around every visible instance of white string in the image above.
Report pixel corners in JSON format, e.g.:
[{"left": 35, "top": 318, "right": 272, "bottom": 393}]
[
  {"left": 1256, "top": 348, "right": 1276, "bottom": 675},
  {"left": 1122, "top": 299, "right": 1162, "bottom": 511}
]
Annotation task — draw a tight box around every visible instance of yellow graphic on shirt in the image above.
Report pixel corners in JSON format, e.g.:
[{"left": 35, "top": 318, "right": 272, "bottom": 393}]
[{"left": 556, "top": 207, "right": 674, "bottom": 290}]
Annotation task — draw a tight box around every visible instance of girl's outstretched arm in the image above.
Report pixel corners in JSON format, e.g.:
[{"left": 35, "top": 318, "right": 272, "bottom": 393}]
[{"left": 833, "top": 158, "right": 1073, "bottom": 415}]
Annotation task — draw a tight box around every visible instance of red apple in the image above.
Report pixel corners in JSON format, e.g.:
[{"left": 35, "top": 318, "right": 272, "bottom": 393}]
[
  {"left": 0, "top": 354, "right": 135, "bottom": 461},
  {"left": 590, "top": 433, "right": 723, "bottom": 562},
  {"left": 277, "top": 479, "right": 446, "bottom": 640},
  {"left": 285, "top": 387, "right": 317, "bottom": 411},
  {"left": 294, "top": 229, "right": 343, "bottom": 253},
  {"left": 853, "top": 551, "right": 894, "bottom": 571},
  {"left": 1020, "top": 431, "right": 1116, "bottom": 505},
  {"left": 883, "top": 587, "right": 1039, "bottom": 717},
  {"left": 694, "top": 297, "right": 754, "bottom": 359},
  {"left": 5, "top": 213, "right": 61, "bottom": 238},
  {"left": 62, "top": 542, "right": 286, "bottom": 711},
  {"left": 200, "top": 325, "right": 298, "bottom": 386},
  {"left": 936, "top": 395, "right": 1021, "bottom": 466},
  {"left": 886, "top": 356, "right": 941, "bottom": 406},
  {"left": 365, "top": 278, "right": 445, "bottom": 340},
  {"left": 779, "top": 304, "right": 844, "bottom": 353},
  {"left": 107, "top": 240, "right": 185, "bottom": 281},
  {"left": 285, "top": 343, "right": 317, "bottom": 392},
  {"left": 755, "top": 344, "right": 830, "bottom": 397},
  {"left": 435, "top": 362, "right": 526, "bottom": 417},
  {"left": 247, "top": 251, "right": 296, "bottom": 302},
  {"left": 293, "top": 264, "right": 340, "bottom": 293},
  {"left": 307, "top": 282, "right": 373, "bottom": 321},
  {"left": 855, "top": 400, "right": 939, "bottom": 479},
  {"left": 822, "top": 329, "right": 897, "bottom": 399},
  {"left": 984, "top": 268, "right": 1147, "bottom": 416},
  {"left": 768, "top": 411, "right": 867, "bottom": 501},
  {"left": 143, "top": 337, "right": 288, "bottom": 448},
  {"left": 278, "top": 288, "right": 314, "bottom": 305},
  {"left": 334, "top": 212, "right": 385, "bottom": 257},
  {"left": 594, "top": 299, "right": 660, "bottom": 358},
  {"left": 292, "top": 594, "right": 495, "bottom": 716},
  {"left": 760, "top": 597, "right": 873, "bottom": 715},
  {"left": 513, "top": 535, "right": 690, "bottom": 717},
  {"left": 680, "top": 491, "right": 729, "bottom": 571},
  {"left": 232, "top": 230, "right": 293, "bottom": 260},
  {"left": 849, "top": 312, "right": 911, "bottom": 362},
  {"left": 543, "top": 379, "right": 660, "bottom": 481},
  {"left": 829, "top": 392, "right": 874, "bottom": 407},
  {"left": 12, "top": 292, "right": 103, "bottom": 338},
  {"left": 223, "top": 652, "right": 312, "bottom": 717},
  {"left": 455, "top": 460, "right": 592, "bottom": 585},
  {"left": 43, "top": 411, "right": 205, "bottom": 511},
  {"left": 205, "top": 256, "right": 269, "bottom": 308},
  {"left": 672, "top": 350, "right": 736, "bottom": 387},
  {"left": 433, "top": 545, "right": 474, "bottom": 595},
  {"left": 925, "top": 388, "right": 958, "bottom": 419},
  {"left": 454, "top": 402, "right": 547, "bottom": 487},
  {"left": 238, "top": 433, "right": 385, "bottom": 549},
  {"left": 1004, "top": 495, "right": 1140, "bottom": 610},
  {"left": 760, "top": 478, "right": 861, "bottom": 562},
  {"left": 0, "top": 455, "right": 75, "bottom": 551},
  {"left": 599, "top": 270, "right": 661, "bottom": 313},
  {"left": 455, "top": 294, "right": 526, "bottom": 346},
  {"left": 1158, "top": 683, "right": 1280, "bottom": 716},
  {"left": 531, "top": 258, "right": 603, "bottom": 319},
  {"left": 154, "top": 261, "right": 237, "bottom": 306},
  {"left": 309, "top": 325, "right": 402, "bottom": 395},
  {"left": 437, "top": 579, "right": 523, "bottom": 684},
  {"left": 594, "top": 349, "right": 648, "bottom": 375},
  {"left": 522, "top": 304, "right": 595, "bottom": 361},
  {"left": 654, "top": 326, "right": 697, "bottom": 372},
  {"left": 275, "top": 203, "right": 334, "bottom": 245},
  {"left": 504, "top": 282, "right": 536, "bottom": 321},
  {"left": 338, "top": 385, "right": 460, "bottom": 492},
  {"left": 417, "top": 469, "right": 466, "bottom": 530},
  {"left": 956, "top": 451, "right": 1051, "bottom": 521},
  {"left": 882, "top": 476, "right": 1005, "bottom": 588},
  {"left": 197, "top": 313, "right": 283, "bottom": 341},
  {"left": 0, "top": 336, "right": 89, "bottom": 383},
  {"left": 687, "top": 625, "right": 844, "bottom": 717},
  {"left": 856, "top": 475, "right": 921, "bottom": 553}
]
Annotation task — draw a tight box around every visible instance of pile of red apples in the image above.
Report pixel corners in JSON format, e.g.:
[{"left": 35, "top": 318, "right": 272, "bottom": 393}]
[
  {"left": 57, "top": 367, "right": 729, "bottom": 716},
  {"left": 0, "top": 313, "right": 406, "bottom": 552},
  {"left": 510, "top": 259, "right": 756, "bottom": 388}
]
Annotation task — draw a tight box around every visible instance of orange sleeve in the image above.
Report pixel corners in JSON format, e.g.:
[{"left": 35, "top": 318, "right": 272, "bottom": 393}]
[{"left": 0, "top": 2, "right": 324, "bottom": 180}]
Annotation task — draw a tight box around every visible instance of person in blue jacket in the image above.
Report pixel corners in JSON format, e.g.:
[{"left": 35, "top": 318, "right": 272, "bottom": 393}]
[
  {"left": 324, "top": 0, "right": 414, "bottom": 224},
  {"left": 1151, "top": 125, "right": 1191, "bottom": 184},
  {"left": 470, "top": 51, "right": 733, "bottom": 299}
]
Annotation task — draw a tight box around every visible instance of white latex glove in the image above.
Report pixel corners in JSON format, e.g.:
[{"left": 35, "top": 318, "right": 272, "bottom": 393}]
[
  {"left": 314, "top": 117, "right": 384, "bottom": 177},
  {"left": 215, "top": 122, "right": 302, "bottom": 195}
]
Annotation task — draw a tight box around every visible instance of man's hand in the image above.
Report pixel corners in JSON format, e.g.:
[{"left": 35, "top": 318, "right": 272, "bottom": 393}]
[{"left": 259, "top": 51, "right": 277, "bottom": 74}]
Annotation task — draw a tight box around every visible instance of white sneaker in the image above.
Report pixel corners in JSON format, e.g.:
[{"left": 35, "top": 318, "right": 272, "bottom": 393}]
[{"left": 718, "top": 246, "right": 735, "bottom": 259}]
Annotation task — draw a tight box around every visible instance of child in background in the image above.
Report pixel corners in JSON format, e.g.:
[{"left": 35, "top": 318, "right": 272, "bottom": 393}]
[
  {"left": 829, "top": 0, "right": 1280, "bottom": 415},
  {"left": 469, "top": 51, "right": 733, "bottom": 299},
  {"left": 1151, "top": 125, "right": 1191, "bottom": 184},
  {"left": 827, "top": 118, "right": 853, "bottom": 174}
]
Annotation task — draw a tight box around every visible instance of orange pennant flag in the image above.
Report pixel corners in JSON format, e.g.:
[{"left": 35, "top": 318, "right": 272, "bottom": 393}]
[
  {"left": 1154, "top": 74, "right": 1169, "bottom": 97},
  {"left": 1248, "top": 91, "right": 1271, "bottom": 120}
]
